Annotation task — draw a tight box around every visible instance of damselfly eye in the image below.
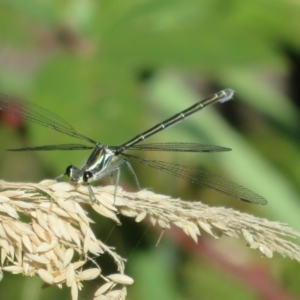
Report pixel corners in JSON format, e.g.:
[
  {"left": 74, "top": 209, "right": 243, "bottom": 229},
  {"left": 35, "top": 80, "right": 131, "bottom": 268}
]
[
  {"left": 65, "top": 165, "right": 74, "bottom": 177},
  {"left": 83, "top": 171, "right": 93, "bottom": 183}
]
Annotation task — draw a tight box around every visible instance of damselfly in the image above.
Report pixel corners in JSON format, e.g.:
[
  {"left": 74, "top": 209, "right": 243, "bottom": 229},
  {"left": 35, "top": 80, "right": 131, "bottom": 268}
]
[{"left": 0, "top": 89, "right": 267, "bottom": 205}]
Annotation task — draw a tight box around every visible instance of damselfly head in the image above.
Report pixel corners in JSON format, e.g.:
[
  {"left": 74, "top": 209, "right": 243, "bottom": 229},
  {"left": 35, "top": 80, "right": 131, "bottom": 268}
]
[{"left": 65, "top": 165, "right": 83, "bottom": 184}]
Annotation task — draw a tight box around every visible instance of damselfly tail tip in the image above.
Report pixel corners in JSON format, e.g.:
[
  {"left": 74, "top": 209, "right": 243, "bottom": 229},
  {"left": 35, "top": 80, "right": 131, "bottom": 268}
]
[{"left": 218, "top": 89, "right": 235, "bottom": 103}]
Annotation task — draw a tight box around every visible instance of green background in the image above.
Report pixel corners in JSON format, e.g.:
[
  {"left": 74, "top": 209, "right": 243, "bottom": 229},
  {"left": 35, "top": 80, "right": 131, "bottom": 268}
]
[{"left": 0, "top": 1, "right": 300, "bottom": 299}]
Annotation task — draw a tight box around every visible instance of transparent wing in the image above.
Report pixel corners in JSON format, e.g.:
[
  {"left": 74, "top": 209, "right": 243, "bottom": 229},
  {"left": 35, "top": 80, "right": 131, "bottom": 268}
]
[
  {"left": 7, "top": 144, "right": 94, "bottom": 151},
  {"left": 0, "top": 93, "right": 96, "bottom": 144},
  {"left": 122, "top": 153, "right": 267, "bottom": 205},
  {"left": 126, "top": 142, "right": 231, "bottom": 152}
]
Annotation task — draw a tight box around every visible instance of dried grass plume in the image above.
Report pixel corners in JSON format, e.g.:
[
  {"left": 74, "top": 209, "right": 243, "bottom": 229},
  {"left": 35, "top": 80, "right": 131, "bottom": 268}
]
[{"left": 0, "top": 179, "right": 300, "bottom": 299}]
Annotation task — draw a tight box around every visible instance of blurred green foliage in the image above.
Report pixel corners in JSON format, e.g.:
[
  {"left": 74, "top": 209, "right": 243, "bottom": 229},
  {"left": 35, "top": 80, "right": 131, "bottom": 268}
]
[{"left": 0, "top": 0, "right": 300, "bottom": 299}]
